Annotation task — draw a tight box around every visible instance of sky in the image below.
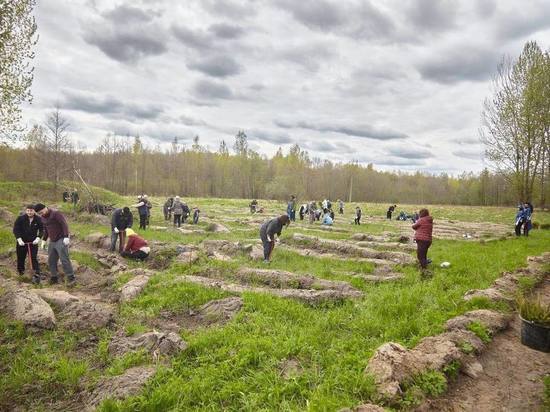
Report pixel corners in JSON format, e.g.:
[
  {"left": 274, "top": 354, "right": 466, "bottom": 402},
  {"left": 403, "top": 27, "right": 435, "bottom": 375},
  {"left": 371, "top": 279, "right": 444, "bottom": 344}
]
[{"left": 21, "top": 0, "right": 550, "bottom": 174}]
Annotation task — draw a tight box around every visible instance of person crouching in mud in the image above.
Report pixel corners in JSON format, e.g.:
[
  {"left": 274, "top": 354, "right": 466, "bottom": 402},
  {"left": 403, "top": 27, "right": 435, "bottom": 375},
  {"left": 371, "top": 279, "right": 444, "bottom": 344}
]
[
  {"left": 412, "top": 208, "right": 433, "bottom": 276},
  {"left": 259, "top": 215, "right": 290, "bottom": 263}
]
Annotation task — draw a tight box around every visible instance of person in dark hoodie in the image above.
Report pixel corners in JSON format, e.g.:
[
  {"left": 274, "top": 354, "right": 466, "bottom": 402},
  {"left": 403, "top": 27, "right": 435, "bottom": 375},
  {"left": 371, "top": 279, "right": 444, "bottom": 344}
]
[
  {"left": 13, "top": 205, "right": 44, "bottom": 284},
  {"left": 111, "top": 207, "right": 133, "bottom": 253},
  {"left": 412, "top": 208, "right": 433, "bottom": 275},
  {"left": 33, "top": 203, "right": 75, "bottom": 285},
  {"left": 259, "top": 214, "right": 290, "bottom": 263}
]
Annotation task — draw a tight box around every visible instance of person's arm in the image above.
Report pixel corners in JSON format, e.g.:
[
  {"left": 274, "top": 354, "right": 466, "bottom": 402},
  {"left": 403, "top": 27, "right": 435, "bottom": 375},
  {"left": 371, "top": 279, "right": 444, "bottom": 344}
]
[
  {"left": 111, "top": 211, "right": 118, "bottom": 229},
  {"left": 411, "top": 219, "right": 421, "bottom": 230},
  {"left": 37, "top": 217, "right": 44, "bottom": 239},
  {"left": 266, "top": 220, "right": 277, "bottom": 241},
  {"left": 132, "top": 201, "right": 145, "bottom": 208},
  {"left": 13, "top": 216, "right": 23, "bottom": 239},
  {"left": 124, "top": 236, "right": 134, "bottom": 252}
]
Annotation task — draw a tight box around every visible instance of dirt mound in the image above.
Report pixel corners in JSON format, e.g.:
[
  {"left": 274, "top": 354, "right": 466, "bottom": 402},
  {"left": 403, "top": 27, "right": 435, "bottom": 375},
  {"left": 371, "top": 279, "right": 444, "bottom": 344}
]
[
  {"left": 0, "top": 288, "right": 56, "bottom": 330},
  {"left": 60, "top": 300, "right": 114, "bottom": 331},
  {"left": 83, "top": 232, "right": 111, "bottom": 249},
  {"left": 194, "top": 297, "right": 243, "bottom": 324},
  {"left": 205, "top": 222, "right": 230, "bottom": 233},
  {"left": 0, "top": 207, "right": 15, "bottom": 223},
  {"left": 108, "top": 331, "right": 187, "bottom": 357},
  {"left": 120, "top": 273, "right": 152, "bottom": 302},
  {"left": 175, "top": 245, "right": 201, "bottom": 264},
  {"left": 85, "top": 366, "right": 156, "bottom": 407}
]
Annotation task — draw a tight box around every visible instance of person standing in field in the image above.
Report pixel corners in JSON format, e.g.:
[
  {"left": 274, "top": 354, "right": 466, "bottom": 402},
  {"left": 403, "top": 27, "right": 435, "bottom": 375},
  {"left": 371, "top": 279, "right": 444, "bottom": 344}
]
[
  {"left": 514, "top": 204, "right": 525, "bottom": 236},
  {"left": 412, "top": 208, "right": 433, "bottom": 276},
  {"left": 13, "top": 205, "right": 44, "bottom": 284},
  {"left": 163, "top": 197, "right": 173, "bottom": 221},
  {"left": 308, "top": 201, "right": 316, "bottom": 224},
  {"left": 134, "top": 195, "right": 149, "bottom": 230},
  {"left": 193, "top": 206, "right": 200, "bottom": 224},
  {"left": 110, "top": 207, "right": 133, "bottom": 253},
  {"left": 259, "top": 215, "right": 290, "bottom": 263},
  {"left": 33, "top": 203, "right": 75, "bottom": 285},
  {"left": 387, "top": 204, "right": 396, "bottom": 220},
  {"left": 338, "top": 199, "right": 344, "bottom": 214},
  {"left": 523, "top": 202, "right": 533, "bottom": 236},
  {"left": 354, "top": 206, "right": 362, "bottom": 225},
  {"left": 287, "top": 195, "right": 296, "bottom": 222},
  {"left": 172, "top": 196, "right": 184, "bottom": 227}
]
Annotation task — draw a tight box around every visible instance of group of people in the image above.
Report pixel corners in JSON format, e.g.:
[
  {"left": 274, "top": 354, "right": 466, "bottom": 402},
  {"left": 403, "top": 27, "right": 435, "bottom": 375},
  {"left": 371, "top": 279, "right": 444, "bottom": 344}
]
[
  {"left": 62, "top": 189, "right": 79, "bottom": 206},
  {"left": 515, "top": 202, "right": 534, "bottom": 236},
  {"left": 163, "top": 197, "right": 200, "bottom": 227}
]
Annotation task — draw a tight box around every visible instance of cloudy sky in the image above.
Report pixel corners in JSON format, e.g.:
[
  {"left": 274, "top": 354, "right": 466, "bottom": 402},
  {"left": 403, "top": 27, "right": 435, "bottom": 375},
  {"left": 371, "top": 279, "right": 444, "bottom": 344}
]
[{"left": 22, "top": 0, "right": 550, "bottom": 174}]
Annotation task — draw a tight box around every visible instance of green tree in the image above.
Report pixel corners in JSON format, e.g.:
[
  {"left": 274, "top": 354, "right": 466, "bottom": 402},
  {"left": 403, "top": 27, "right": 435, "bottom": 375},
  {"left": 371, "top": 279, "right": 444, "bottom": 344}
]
[{"left": 0, "top": 0, "right": 38, "bottom": 143}]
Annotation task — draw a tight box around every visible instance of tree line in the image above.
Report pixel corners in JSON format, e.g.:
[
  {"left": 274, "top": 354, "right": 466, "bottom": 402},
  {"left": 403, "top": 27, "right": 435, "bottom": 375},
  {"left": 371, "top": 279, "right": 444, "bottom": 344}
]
[{"left": 0, "top": 128, "right": 547, "bottom": 206}]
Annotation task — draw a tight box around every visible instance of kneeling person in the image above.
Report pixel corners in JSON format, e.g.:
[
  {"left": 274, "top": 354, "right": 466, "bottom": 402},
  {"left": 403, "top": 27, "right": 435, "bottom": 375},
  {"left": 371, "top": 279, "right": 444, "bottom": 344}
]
[
  {"left": 13, "top": 205, "right": 44, "bottom": 284},
  {"left": 121, "top": 229, "right": 150, "bottom": 260}
]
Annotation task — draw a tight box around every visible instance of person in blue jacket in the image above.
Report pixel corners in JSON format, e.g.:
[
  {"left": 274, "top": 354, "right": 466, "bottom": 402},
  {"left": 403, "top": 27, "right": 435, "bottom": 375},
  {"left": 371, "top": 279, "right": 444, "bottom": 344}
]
[
  {"left": 523, "top": 202, "right": 533, "bottom": 236},
  {"left": 514, "top": 204, "right": 526, "bottom": 236}
]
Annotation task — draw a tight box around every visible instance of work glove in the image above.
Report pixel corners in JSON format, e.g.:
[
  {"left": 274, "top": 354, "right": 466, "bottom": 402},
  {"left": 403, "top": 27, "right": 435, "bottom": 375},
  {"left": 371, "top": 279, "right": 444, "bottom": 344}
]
[
  {"left": 114, "top": 227, "right": 119, "bottom": 234},
  {"left": 63, "top": 237, "right": 70, "bottom": 246},
  {"left": 17, "top": 238, "right": 24, "bottom": 246},
  {"left": 267, "top": 236, "right": 272, "bottom": 242},
  {"left": 41, "top": 240, "right": 47, "bottom": 249},
  {"left": 33, "top": 237, "right": 40, "bottom": 245}
]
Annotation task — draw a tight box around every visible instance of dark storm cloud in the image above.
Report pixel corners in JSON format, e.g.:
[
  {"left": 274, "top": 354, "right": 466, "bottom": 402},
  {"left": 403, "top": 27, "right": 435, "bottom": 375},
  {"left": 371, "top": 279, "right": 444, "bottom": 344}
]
[
  {"left": 187, "top": 55, "right": 243, "bottom": 77},
  {"left": 453, "top": 149, "right": 482, "bottom": 160},
  {"left": 208, "top": 23, "right": 245, "bottom": 39},
  {"left": 405, "top": 0, "right": 458, "bottom": 32},
  {"left": 62, "top": 89, "right": 163, "bottom": 120},
  {"left": 193, "top": 79, "right": 236, "bottom": 100},
  {"left": 275, "top": 119, "right": 408, "bottom": 140},
  {"left": 103, "top": 5, "right": 157, "bottom": 24},
  {"left": 417, "top": 45, "right": 499, "bottom": 84},
  {"left": 85, "top": 29, "right": 167, "bottom": 63},
  {"left": 387, "top": 146, "right": 433, "bottom": 159},
  {"left": 248, "top": 129, "right": 293, "bottom": 144},
  {"left": 172, "top": 26, "right": 214, "bottom": 50}
]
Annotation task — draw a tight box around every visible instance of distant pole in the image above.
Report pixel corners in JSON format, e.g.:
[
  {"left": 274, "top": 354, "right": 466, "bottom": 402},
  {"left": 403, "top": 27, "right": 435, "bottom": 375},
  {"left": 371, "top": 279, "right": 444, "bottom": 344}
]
[{"left": 348, "top": 173, "right": 353, "bottom": 203}]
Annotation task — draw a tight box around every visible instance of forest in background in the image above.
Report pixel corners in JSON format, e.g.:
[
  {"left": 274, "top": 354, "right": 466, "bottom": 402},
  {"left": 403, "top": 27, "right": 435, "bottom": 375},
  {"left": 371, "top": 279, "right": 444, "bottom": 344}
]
[{"left": 0, "top": 131, "right": 547, "bottom": 207}]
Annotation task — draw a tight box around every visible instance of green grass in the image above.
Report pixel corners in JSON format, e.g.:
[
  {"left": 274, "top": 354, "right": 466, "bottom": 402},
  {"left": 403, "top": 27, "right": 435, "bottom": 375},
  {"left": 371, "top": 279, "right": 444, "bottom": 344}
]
[
  {"left": 1, "top": 183, "right": 549, "bottom": 411},
  {"left": 71, "top": 250, "right": 103, "bottom": 272}
]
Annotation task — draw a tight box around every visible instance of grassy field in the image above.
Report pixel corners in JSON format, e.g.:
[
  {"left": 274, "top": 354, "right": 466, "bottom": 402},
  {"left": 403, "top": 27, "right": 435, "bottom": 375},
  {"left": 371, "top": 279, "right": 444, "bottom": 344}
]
[{"left": 0, "top": 182, "right": 549, "bottom": 411}]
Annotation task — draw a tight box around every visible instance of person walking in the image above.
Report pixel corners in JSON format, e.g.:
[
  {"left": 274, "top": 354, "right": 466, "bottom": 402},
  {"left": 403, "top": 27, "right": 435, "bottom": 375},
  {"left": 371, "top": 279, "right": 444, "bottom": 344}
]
[
  {"left": 412, "top": 208, "right": 433, "bottom": 276},
  {"left": 13, "top": 205, "right": 44, "bottom": 284},
  {"left": 287, "top": 195, "right": 296, "bottom": 222},
  {"left": 387, "top": 204, "right": 396, "bottom": 220},
  {"left": 110, "top": 207, "right": 133, "bottom": 253},
  {"left": 33, "top": 203, "right": 75, "bottom": 285},
  {"left": 172, "top": 196, "right": 184, "bottom": 227},
  {"left": 354, "top": 206, "right": 362, "bottom": 225},
  {"left": 121, "top": 229, "right": 150, "bottom": 260},
  {"left": 338, "top": 199, "right": 344, "bottom": 214},
  {"left": 259, "top": 215, "right": 290, "bottom": 263},
  {"left": 182, "top": 202, "right": 190, "bottom": 223},
  {"left": 163, "top": 197, "right": 173, "bottom": 221}
]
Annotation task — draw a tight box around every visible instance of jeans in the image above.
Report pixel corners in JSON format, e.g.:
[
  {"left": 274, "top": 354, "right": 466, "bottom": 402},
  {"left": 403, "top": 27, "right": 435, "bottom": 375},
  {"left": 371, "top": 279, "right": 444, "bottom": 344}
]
[
  {"left": 110, "top": 230, "right": 126, "bottom": 253},
  {"left": 416, "top": 240, "right": 432, "bottom": 269},
  {"left": 48, "top": 238, "right": 74, "bottom": 279},
  {"left": 16, "top": 243, "right": 40, "bottom": 274},
  {"left": 139, "top": 214, "right": 147, "bottom": 230}
]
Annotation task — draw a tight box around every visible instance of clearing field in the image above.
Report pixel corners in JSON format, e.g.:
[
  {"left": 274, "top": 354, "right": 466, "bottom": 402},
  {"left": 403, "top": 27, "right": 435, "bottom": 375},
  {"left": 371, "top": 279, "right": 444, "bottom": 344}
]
[{"left": 0, "top": 182, "right": 549, "bottom": 411}]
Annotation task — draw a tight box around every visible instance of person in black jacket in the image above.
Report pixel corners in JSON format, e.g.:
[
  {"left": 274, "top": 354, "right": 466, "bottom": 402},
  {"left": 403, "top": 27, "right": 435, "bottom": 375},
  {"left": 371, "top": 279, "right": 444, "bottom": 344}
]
[
  {"left": 259, "top": 215, "right": 290, "bottom": 263},
  {"left": 13, "top": 205, "right": 44, "bottom": 283},
  {"left": 110, "top": 207, "right": 133, "bottom": 253}
]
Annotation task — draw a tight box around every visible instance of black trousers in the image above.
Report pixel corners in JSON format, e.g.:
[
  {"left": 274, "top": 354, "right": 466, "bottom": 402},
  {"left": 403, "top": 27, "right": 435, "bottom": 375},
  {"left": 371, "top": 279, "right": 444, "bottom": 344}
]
[
  {"left": 354, "top": 217, "right": 361, "bottom": 225},
  {"left": 515, "top": 221, "right": 523, "bottom": 236},
  {"left": 16, "top": 243, "right": 40, "bottom": 274},
  {"left": 416, "top": 240, "right": 432, "bottom": 269},
  {"left": 174, "top": 214, "right": 182, "bottom": 227},
  {"left": 387, "top": 211, "right": 392, "bottom": 219},
  {"left": 139, "top": 214, "right": 147, "bottom": 230},
  {"left": 121, "top": 250, "right": 148, "bottom": 260}
]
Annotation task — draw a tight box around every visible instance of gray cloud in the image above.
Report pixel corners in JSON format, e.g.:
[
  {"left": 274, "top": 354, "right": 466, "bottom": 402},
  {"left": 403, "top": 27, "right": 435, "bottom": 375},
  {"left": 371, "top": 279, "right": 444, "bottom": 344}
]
[
  {"left": 452, "top": 137, "right": 481, "bottom": 145},
  {"left": 248, "top": 129, "right": 294, "bottom": 144},
  {"left": 187, "top": 55, "right": 243, "bottom": 77},
  {"left": 172, "top": 26, "right": 214, "bottom": 50},
  {"left": 208, "top": 22, "right": 245, "bottom": 39},
  {"left": 375, "top": 158, "right": 426, "bottom": 166},
  {"left": 302, "top": 139, "right": 355, "bottom": 154},
  {"left": 405, "top": 0, "right": 458, "bottom": 32},
  {"left": 495, "top": 4, "right": 550, "bottom": 40},
  {"left": 201, "top": 0, "right": 258, "bottom": 18},
  {"left": 103, "top": 5, "right": 157, "bottom": 24},
  {"left": 387, "top": 146, "right": 433, "bottom": 159},
  {"left": 85, "top": 29, "right": 167, "bottom": 63},
  {"left": 193, "top": 79, "right": 236, "bottom": 100},
  {"left": 179, "top": 114, "right": 207, "bottom": 126},
  {"left": 279, "top": 42, "right": 335, "bottom": 72},
  {"left": 62, "top": 89, "right": 163, "bottom": 120},
  {"left": 417, "top": 45, "right": 499, "bottom": 84},
  {"left": 453, "top": 149, "right": 482, "bottom": 160},
  {"left": 275, "top": 119, "right": 408, "bottom": 140}
]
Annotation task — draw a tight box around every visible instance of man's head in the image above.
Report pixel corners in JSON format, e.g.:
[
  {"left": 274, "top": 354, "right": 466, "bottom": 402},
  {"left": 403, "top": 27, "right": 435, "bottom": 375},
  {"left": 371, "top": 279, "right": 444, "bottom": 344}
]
[
  {"left": 33, "top": 203, "right": 48, "bottom": 217},
  {"left": 279, "top": 214, "right": 290, "bottom": 226},
  {"left": 123, "top": 207, "right": 130, "bottom": 215},
  {"left": 419, "top": 208, "right": 429, "bottom": 218},
  {"left": 25, "top": 204, "right": 36, "bottom": 217}
]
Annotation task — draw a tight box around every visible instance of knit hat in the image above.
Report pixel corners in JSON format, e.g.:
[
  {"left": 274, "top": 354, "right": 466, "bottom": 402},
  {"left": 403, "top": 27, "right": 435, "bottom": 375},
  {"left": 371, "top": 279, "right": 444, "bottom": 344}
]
[
  {"left": 126, "top": 228, "right": 136, "bottom": 236},
  {"left": 34, "top": 203, "right": 46, "bottom": 212}
]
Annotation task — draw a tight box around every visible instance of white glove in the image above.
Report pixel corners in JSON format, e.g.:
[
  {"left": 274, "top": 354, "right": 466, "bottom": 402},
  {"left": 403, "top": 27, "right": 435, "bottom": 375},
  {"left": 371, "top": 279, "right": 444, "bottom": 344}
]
[
  {"left": 267, "top": 236, "right": 272, "bottom": 242},
  {"left": 41, "top": 240, "right": 47, "bottom": 249},
  {"left": 33, "top": 237, "right": 40, "bottom": 245},
  {"left": 17, "top": 238, "right": 24, "bottom": 246},
  {"left": 114, "top": 227, "right": 119, "bottom": 233},
  {"left": 63, "top": 237, "right": 70, "bottom": 246}
]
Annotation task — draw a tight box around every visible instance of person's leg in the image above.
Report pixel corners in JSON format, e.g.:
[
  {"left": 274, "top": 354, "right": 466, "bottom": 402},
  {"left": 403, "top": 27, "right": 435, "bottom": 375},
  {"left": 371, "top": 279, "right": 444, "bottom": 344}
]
[
  {"left": 110, "top": 231, "right": 118, "bottom": 252},
  {"left": 515, "top": 222, "right": 522, "bottom": 236},
  {"left": 262, "top": 238, "right": 271, "bottom": 261},
  {"left": 48, "top": 241, "right": 60, "bottom": 282},
  {"left": 416, "top": 240, "right": 429, "bottom": 269},
  {"left": 30, "top": 244, "right": 39, "bottom": 274},
  {"left": 140, "top": 214, "right": 146, "bottom": 230},
  {"left": 56, "top": 240, "right": 75, "bottom": 281},
  {"left": 16, "top": 244, "right": 26, "bottom": 275},
  {"left": 358, "top": 217, "right": 361, "bottom": 225},
  {"left": 119, "top": 232, "right": 126, "bottom": 253}
]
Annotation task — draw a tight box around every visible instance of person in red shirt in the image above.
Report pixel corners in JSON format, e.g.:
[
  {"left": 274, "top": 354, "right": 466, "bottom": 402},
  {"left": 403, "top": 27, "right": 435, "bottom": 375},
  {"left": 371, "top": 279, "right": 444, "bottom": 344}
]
[
  {"left": 412, "top": 208, "right": 433, "bottom": 273},
  {"left": 121, "top": 229, "right": 150, "bottom": 260}
]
